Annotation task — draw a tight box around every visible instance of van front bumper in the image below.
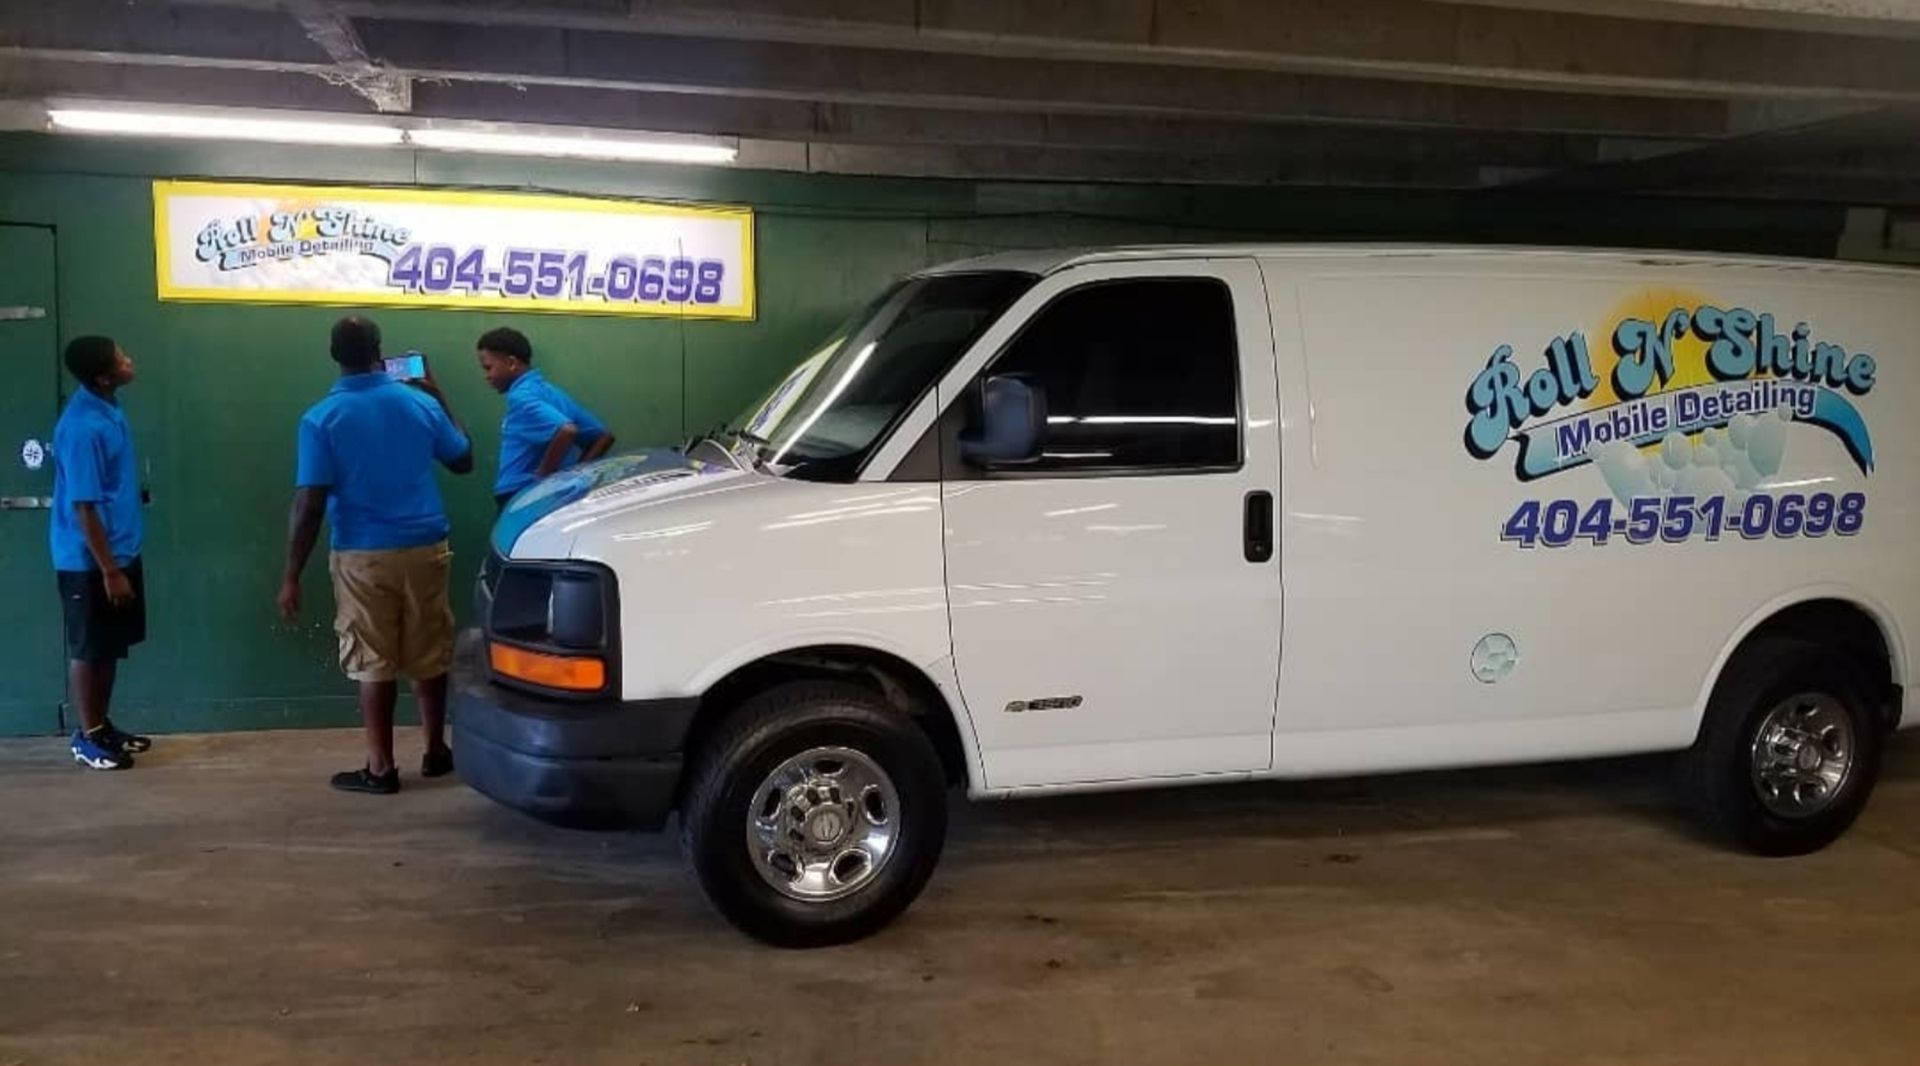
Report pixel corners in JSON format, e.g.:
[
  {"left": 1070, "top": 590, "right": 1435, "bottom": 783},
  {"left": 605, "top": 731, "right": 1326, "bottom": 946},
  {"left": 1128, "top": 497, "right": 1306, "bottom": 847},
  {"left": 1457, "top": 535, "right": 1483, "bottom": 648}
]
[{"left": 451, "top": 634, "right": 698, "bottom": 831}]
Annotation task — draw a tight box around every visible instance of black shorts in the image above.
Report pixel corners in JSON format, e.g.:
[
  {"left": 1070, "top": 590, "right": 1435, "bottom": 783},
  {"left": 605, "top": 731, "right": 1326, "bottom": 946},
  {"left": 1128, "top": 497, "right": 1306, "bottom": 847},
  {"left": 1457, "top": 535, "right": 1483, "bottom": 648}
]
[{"left": 57, "top": 557, "right": 147, "bottom": 663}]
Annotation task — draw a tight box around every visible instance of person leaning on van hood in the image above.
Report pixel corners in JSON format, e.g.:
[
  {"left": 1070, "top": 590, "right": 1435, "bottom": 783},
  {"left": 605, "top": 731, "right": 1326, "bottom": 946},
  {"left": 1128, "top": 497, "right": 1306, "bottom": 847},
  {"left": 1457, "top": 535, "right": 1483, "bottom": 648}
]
[{"left": 475, "top": 326, "right": 615, "bottom": 513}]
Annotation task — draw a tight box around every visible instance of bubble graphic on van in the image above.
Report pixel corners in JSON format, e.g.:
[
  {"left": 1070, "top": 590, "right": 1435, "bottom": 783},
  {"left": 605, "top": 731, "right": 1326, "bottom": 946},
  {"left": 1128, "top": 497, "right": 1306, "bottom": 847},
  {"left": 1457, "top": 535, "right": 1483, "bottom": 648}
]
[
  {"left": 1592, "top": 439, "right": 1656, "bottom": 501},
  {"left": 1588, "top": 409, "right": 1792, "bottom": 504},
  {"left": 1745, "top": 408, "right": 1788, "bottom": 477}
]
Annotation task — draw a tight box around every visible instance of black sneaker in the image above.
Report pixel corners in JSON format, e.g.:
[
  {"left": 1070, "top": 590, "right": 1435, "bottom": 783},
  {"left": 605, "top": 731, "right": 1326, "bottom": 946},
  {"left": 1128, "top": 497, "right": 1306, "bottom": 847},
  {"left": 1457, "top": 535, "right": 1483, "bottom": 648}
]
[
  {"left": 98, "top": 718, "right": 152, "bottom": 754},
  {"left": 421, "top": 747, "right": 454, "bottom": 779},
  {"left": 330, "top": 766, "right": 400, "bottom": 794}
]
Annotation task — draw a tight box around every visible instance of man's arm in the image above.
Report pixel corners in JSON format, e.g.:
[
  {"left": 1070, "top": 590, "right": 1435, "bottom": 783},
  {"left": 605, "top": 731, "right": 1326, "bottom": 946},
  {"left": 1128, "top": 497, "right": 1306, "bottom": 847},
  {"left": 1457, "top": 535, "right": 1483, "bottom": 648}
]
[
  {"left": 277, "top": 487, "right": 327, "bottom": 621},
  {"left": 535, "top": 423, "right": 582, "bottom": 478},
  {"left": 410, "top": 375, "right": 475, "bottom": 475},
  {"left": 580, "top": 431, "right": 616, "bottom": 463},
  {"left": 75, "top": 502, "right": 134, "bottom": 606}
]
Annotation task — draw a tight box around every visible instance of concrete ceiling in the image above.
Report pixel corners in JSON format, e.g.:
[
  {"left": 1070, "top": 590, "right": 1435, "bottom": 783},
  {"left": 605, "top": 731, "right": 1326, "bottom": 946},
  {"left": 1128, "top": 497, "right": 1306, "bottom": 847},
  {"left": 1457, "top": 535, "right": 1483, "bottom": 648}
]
[{"left": 1, "top": 0, "right": 1917, "bottom": 202}]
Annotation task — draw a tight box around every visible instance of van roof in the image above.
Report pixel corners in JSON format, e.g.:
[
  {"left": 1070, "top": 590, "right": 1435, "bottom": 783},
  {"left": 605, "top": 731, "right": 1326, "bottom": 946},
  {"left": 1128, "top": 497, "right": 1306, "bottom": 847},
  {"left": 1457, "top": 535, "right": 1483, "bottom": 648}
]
[{"left": 917, "top": 244, "right": 1920, "bottom": 281}]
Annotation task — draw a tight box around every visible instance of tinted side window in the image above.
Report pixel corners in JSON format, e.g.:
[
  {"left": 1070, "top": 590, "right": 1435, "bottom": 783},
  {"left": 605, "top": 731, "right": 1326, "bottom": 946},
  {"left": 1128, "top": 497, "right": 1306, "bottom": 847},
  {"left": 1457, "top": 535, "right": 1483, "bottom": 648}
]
[{"left": 988, "top": 278, "right": 1240, "bottom": 472}]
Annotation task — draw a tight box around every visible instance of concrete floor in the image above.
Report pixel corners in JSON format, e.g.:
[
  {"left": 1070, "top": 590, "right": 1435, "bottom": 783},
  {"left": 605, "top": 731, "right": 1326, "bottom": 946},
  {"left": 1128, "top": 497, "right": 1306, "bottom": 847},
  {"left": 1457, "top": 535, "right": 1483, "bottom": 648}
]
[{"left": 2, "top": 730, "right": 1918, "bottom": 1066}]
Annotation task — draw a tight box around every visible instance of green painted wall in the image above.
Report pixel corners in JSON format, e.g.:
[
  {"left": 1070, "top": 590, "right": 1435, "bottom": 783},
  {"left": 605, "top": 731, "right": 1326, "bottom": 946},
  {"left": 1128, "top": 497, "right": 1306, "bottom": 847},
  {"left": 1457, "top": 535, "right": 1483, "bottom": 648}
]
[{"left": 0, "top": 132, "right": 1851, "bottom": 735}]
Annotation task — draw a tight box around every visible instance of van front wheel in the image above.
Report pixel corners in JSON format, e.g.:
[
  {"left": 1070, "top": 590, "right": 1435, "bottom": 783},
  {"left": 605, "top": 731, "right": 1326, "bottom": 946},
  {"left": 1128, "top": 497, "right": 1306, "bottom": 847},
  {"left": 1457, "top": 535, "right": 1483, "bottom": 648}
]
[
  {"left": 1683, "top": 638, "right": 1885, "bottom": 856},
  {"left": 681, "top": 680, "right": 948, "bottom": 947}
]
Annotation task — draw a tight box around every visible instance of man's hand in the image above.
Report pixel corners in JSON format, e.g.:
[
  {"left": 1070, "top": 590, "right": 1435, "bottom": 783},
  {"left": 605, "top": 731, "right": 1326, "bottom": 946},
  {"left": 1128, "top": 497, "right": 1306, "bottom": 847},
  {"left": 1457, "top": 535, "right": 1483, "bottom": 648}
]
[
  {"left": 276, "top": 576, "right": 302, "bottom": 621},
  {"left": 406, "top": 362, "right": 445, "bottom": 397},
  {"left": 102, "top": 566, "right": 135, "bottom": 607}
]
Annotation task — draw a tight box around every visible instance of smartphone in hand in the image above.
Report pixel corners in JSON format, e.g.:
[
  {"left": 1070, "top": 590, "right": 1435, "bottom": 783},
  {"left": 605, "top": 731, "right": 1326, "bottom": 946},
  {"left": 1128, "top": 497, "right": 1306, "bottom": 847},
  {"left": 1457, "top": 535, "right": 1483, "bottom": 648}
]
[{"left": 384, "top": 351, "right": 428, "bottom": 381}]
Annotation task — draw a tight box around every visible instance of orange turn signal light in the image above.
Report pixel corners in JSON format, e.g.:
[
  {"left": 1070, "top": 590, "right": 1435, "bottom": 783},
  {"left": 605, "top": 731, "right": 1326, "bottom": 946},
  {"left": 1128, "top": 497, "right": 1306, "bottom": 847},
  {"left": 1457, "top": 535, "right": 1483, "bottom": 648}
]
[{"left": 489, "top": 642, "right": 606, "bottom": 692}]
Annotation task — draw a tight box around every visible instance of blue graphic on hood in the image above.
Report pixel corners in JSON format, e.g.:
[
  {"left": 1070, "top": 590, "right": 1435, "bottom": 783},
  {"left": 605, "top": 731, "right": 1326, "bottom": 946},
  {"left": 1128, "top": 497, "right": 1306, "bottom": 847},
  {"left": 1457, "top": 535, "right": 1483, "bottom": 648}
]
[{"left": 491, "top": 450, "right": 701, "bottom": 556}]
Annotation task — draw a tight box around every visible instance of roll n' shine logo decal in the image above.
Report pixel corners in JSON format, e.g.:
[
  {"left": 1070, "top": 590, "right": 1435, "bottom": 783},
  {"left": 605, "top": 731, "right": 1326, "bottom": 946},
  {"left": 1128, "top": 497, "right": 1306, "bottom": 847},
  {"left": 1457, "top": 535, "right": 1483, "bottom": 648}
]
[{"left": 1463, "top": 298, "right": 1876, "bottom": 504}]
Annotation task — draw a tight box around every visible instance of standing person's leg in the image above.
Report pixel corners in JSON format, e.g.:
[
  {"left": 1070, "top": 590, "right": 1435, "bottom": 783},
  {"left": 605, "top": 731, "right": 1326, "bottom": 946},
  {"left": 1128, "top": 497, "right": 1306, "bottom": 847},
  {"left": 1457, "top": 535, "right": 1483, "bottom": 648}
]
[
  {"left": 357, "top": 679, "right": 398, "bottom": 775},
  {"left": 329, "top": 549, "right": 404, "bottom": 793},
  {"left": 401, "top": 541, "right": 457, "bottom": 778},
  {"left": 94, "top": 559, "right": 149, "bottom": 753},
  {"left": 60, "top": 567, "right": 135, "bottom": 770},
  {"left": 66, "top": 660, "right": 129, "bottom": 770},
  {"left": 96, "top": 659, "right": 116, "bottom": 723},
  {"left": 68, "top": 659, "right": 110, "bottom": 733},
  {"left": 414, "top": 674, "right": 451, "bottom": 776}
]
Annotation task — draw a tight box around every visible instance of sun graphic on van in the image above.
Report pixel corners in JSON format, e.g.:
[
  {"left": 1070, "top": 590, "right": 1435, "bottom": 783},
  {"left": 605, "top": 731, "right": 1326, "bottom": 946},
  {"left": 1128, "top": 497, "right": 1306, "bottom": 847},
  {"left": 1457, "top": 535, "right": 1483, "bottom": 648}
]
[{"left": 1587, "top": 287, "right": 1718, "bottom": 410}]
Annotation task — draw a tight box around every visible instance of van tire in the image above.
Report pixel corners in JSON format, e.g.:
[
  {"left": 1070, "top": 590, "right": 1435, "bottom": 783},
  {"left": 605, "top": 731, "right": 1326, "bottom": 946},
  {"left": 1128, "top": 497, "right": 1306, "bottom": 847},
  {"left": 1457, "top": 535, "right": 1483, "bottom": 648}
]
[
  {"left": 680, "top": 680, "right": 948, "bottom": 947},
  {"left": 1682, "top": 637, "right": 1884, "bottom": 856}
]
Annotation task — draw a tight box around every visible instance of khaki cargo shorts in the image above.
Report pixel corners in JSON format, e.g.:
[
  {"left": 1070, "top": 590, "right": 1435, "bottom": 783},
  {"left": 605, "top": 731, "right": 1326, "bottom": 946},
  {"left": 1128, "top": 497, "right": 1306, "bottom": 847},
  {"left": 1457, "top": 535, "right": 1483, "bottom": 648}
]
[{"left": 328, "top": 541, "right": 455, "bottom": 683}]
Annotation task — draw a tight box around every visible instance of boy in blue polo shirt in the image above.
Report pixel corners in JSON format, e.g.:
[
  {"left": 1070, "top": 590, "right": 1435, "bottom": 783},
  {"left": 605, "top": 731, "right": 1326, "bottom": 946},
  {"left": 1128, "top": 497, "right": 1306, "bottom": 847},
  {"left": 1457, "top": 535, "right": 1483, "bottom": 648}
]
[
  {"left": 277, "top": 317, "right": 474, "bottom": 795},
  {"left": 52, "top": 335, "right": 152, "bottom": 771},
  {"left": 475, "top": 327, "right": 614, "bottom": 510}
]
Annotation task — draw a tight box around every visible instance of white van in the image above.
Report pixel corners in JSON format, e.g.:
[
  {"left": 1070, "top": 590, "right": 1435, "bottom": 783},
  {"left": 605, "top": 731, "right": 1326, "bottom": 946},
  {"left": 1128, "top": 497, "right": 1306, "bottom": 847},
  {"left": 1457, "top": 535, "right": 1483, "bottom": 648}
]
[{"left": 454, "top": 245, "right": 1918, "bottom": 946}]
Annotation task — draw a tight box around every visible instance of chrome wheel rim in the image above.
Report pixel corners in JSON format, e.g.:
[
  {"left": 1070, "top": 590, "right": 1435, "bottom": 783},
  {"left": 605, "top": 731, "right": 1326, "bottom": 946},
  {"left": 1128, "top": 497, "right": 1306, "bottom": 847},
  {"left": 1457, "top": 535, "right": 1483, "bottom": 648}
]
[
  {"left": 1749, "top": 693, "right": 1855, "bottom": 818},
  {"left": 746, "top": 745, "right": 899, "bottom": 902}
]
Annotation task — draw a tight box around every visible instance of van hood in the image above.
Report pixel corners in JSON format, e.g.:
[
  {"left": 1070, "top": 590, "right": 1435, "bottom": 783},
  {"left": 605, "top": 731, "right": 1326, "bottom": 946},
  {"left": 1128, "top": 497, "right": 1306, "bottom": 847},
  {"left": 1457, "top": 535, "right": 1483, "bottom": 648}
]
[{"left": 491, "top": 450, "right": 743, "bottom": 557}]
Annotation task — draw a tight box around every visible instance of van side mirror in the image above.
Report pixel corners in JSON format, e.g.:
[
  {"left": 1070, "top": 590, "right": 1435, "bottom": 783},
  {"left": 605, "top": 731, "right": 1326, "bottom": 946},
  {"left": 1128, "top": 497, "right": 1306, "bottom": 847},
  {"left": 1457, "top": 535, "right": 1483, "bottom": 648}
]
[{"left": 959, "top": 375, "right": 1046, "bottom": 467}]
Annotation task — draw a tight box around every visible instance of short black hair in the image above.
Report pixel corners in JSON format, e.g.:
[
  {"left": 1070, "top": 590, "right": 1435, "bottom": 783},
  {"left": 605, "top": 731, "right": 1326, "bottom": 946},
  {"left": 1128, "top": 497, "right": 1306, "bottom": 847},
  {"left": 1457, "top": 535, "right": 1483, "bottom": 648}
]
[
  {"left": 64, "top": 335, "right": 118, "bottom": 385},
  {"left": 477, "top": 326, "right": 532, "bottom": 364},
  {"left": 330, "top": 316, "right": 382, "bottom": 369}
]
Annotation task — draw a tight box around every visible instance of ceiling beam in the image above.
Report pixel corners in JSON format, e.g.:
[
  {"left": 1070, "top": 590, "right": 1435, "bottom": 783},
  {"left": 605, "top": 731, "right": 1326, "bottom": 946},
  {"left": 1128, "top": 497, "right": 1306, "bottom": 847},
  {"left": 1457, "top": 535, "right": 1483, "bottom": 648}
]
[
  {"left": 1653, "top": 172, "right": 1920, "bottom": 205},
  {"left": 359, "top": 18, "right": 1747, "bottom": 138},
  {"left": 167, "top": 0, "right": 1920, "bottom": 104},
  {"left": 0, "top": 54, "right": 368, "bottom": 111},
  {"left": 0, "top": 1, "right": 1765, "bottom": 139},
  {"left": 0, "top": 0, "right": 329, "bottom": 64},
  {"left": 798, "top": 141, "right": 1487, "bottom": 186},
  {"left": 1419, "top": 0, "right": 1920, "bottom": 39},
  {"left": 1509, "top": 106, "right": 1920, "bottom": 191},
  {"left": 3, "top": 0, "right": 1913, "bottom": 203},
  {"left": 407, "top": 76, "right": 1618, "bottom": 169},
  {"left": 0, "top": 54, "right": 1625, "bottom": 176}
]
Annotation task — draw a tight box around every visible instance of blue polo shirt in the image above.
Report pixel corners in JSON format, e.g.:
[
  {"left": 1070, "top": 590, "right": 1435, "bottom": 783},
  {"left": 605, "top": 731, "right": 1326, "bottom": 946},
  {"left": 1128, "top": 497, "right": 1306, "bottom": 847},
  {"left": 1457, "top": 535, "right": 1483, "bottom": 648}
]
[
  {"left": 295, "top": 373, "right": 470, "bottom": 551},
  {"left": 50, "top": 387, "right": 143, "bottom": 572},
  {"left": 495, "top": 369, "right": 609, "bottom": 497}
]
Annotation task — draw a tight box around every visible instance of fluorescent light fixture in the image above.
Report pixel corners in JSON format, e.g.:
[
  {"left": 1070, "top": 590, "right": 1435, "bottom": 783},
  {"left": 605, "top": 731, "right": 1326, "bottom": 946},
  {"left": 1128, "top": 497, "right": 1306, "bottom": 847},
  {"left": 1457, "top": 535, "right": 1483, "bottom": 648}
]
[
  {"left": 47, "top": 107, "right": 403, "bottom": 146},
  {"left": 42, "top": 102, "right": 737, "bottom": 165},
  {"left": 406, "top": 127, "right": 737, "bottom": 164}
]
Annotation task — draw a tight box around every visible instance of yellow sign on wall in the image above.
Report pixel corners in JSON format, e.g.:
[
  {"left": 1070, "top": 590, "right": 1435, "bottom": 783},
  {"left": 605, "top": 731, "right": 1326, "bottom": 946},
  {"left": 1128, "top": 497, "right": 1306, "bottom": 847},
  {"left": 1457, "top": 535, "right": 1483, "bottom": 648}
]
[{"left": 153, "top": 180, "right": 755, "bottom": 320}]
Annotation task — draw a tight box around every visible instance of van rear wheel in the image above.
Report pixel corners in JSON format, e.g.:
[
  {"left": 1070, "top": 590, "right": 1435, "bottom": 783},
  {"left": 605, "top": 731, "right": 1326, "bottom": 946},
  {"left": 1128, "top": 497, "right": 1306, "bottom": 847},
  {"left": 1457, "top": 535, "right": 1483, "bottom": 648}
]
[
  {"left": 1682, "top": 637, "right": 1885, "bottom": 856},
  {"left": 680, "top": 680, "right": 948, "bottom": 947}
]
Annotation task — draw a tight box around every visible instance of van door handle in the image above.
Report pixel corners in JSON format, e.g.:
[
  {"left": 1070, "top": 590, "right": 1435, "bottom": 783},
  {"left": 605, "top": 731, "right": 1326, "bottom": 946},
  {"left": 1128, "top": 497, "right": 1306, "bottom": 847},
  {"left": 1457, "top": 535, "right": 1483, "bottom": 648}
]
[{"left": 1243, "top": 490, "right": 1273, "bottom": 563}]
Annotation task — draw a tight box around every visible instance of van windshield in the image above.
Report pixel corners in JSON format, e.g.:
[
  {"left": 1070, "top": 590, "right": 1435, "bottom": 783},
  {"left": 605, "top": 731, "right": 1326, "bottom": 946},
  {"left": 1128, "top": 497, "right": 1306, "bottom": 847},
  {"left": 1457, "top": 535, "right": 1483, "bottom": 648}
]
[{"left": 742, "top": 271, "right": 1036, "bottom": 481}]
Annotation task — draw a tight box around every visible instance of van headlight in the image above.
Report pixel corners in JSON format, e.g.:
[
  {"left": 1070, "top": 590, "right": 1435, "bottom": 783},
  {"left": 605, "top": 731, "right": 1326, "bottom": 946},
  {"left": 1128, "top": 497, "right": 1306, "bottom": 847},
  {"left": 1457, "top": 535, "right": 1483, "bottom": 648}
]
[{"left": 485, "top": 560, "right": 618, "bottom": 698}]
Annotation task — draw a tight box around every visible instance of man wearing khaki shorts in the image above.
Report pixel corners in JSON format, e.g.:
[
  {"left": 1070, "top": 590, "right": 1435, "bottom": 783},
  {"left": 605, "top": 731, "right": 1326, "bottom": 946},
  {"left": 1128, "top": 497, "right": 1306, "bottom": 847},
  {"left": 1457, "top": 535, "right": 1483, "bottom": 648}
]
[{"left": 277, "top": 317, "right": 475, "bottom": 794}]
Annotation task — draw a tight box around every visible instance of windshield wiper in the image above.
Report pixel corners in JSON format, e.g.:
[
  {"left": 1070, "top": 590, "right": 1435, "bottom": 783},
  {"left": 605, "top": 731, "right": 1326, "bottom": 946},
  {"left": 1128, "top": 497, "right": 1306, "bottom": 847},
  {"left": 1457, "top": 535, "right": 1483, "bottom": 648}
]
[{"left": 716, "top": 426, "right": 777, "bottom": 472}]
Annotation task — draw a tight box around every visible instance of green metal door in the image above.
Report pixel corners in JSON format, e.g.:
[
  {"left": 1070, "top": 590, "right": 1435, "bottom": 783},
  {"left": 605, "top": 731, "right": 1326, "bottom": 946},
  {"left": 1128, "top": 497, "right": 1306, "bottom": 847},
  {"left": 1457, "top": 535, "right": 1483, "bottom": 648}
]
[{"left": 0, "top": 225, "right": 65, "bottom": 736}]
